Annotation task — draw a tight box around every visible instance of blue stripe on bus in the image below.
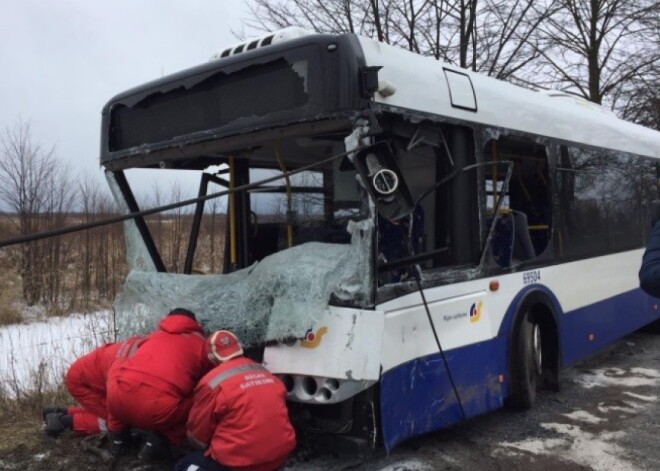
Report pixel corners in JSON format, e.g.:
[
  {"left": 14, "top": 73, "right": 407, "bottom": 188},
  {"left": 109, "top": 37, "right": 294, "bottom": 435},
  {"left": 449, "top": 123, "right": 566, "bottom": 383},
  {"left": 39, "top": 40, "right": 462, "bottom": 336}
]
[
  {"left": 559, "top": 289, "right": 654, "bottom": 366},
  {"left": 380, "top": 338, "right": 506, "bottom": 453},
  {"left": 380, "top": 286, "right": 658, "bottom": 452}
]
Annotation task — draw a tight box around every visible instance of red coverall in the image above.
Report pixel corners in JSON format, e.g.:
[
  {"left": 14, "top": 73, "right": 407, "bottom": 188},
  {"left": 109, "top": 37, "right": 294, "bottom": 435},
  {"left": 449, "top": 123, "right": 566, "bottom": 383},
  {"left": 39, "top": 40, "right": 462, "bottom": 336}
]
[
  {"left": 106, "top": 314, "right": 212, "bottom": 445},
  {"left": 64, "top": 342, "right": 121, "bottom": 435},
  {"left": 187, "top": 356, "right": 296, "bottom": 471}
]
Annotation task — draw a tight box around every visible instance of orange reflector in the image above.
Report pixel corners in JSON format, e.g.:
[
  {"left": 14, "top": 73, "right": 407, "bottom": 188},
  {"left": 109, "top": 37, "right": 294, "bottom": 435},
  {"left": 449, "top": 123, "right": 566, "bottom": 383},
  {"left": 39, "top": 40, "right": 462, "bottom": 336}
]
[
  {"left": 588, "top": 334, "right": 595, "bottom": 342},
  {"left": 498, "top": 374, "right": 504, "bottom": 384},
  {"left": 489, "top": 280, "right": 499, "bottom": 291}
]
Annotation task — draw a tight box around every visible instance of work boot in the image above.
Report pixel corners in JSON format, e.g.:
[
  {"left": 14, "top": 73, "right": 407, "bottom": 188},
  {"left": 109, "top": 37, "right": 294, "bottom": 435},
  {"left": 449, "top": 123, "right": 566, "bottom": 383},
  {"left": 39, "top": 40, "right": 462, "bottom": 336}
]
[
  {"left": 44, "top": 413, "right": 72, "bottom": 437},
  {"left": 41, "top": 405, "right": 68, "bottom": 421},
  {"left": 109, "top": 431, "right": 132, "bottom": 457},
  {"left": 137, "top": 431, "right": 170, "bottom": 464}
]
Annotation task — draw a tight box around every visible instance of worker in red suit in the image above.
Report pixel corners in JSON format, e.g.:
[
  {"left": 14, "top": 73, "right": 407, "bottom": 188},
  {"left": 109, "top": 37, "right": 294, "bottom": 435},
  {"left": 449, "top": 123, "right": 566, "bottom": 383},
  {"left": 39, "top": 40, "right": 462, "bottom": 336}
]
[
  {"left": 175, "top": 330, "right": 296, "bottom": 471},
  {"left": 106, "top": 308, "right": 213, "bottom": 462},
  {"left": 43, "top": 342, "right": 122, "bottom": 436}
]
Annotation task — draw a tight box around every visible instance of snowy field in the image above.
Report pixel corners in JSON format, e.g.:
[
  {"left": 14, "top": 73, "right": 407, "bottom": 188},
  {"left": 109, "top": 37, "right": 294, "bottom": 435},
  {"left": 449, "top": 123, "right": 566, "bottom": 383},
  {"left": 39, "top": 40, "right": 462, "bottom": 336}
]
[{"left": 0, "top": 311, "right": 113, "bottom": 397}]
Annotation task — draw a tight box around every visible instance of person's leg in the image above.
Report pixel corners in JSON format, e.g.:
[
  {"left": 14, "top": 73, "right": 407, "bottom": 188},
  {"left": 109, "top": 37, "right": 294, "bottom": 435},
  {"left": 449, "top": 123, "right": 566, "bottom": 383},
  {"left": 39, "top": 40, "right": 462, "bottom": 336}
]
[
  {"left": 174, "top": 451, "right": 229, "bottom": 471},
  {"left": 127, "top": 386, "right": 191, "bottom": 447},
  {"left": 70, "top": 408, "right": 106, "bottom": 435},
  {"left": 65, "top": 360, "right": 107, "bottom": 419},
  {"left": 105, "top": 377, "right": 133, "bottom": 455}
]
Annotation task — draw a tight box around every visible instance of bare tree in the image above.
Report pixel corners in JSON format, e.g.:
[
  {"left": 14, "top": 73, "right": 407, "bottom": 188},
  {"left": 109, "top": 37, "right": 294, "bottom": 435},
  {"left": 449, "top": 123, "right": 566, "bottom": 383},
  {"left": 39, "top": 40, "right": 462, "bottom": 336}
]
[
  {"left": 204, "top": 196, "right": 225, "bottom": 274},
  {"left": 145, "top": 180, "right": 192, "bottom": 272},
  {"left": 472, "top": 0, "right": 562, "bottom": 81},
  {"left": 537, "top": 0, "right": 659, "bottom": 104},
  {"left": 242, "top": 0, "right": 557, "bottom": 80},
  {"left": 615, "top": 73, "right": 660, "bottom": 130},
  {"left": 614, "top": 17, "right": 660, "bottom": 129},
  {"left": 0, "top": 120, "right": 57, "bottom": 305},
  {"left": 167, "top": 182, "right": 189, "bottom": 273},
  {"left": 74, "top": 173, "right": 110, "bottom": 310},
  {"left": 40, "top": 160, "right": 76, "bottom": 311}
]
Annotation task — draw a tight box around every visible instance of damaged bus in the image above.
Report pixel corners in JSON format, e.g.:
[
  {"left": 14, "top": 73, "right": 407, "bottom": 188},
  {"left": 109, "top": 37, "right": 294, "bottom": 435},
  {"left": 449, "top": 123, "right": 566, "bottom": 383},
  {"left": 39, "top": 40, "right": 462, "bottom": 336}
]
[{"left": 100, "top": 27, "right": 660, "bottom": 452}]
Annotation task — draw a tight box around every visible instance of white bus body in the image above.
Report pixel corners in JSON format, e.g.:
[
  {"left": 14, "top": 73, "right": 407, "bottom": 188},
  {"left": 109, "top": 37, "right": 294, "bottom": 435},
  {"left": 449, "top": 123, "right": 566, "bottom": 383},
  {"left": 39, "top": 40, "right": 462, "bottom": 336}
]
[{"left": 100, "top": 29, "right": 660, "bottom": 452}]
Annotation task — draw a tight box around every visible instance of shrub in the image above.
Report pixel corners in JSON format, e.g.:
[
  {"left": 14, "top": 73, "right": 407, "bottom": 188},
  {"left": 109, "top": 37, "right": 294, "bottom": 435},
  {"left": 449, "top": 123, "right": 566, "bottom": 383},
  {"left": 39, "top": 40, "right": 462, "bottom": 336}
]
[{"left": 0, "top": 266, "right": 22, "bottom": 327}]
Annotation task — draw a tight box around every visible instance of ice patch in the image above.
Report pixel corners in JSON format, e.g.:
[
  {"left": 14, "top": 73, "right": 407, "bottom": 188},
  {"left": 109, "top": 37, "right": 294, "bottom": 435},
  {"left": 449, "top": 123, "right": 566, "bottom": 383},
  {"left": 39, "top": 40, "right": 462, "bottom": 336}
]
[
  {"left": 574, "top": 367, "right": 660, "bottom": 388},
  {"left": 622, "top": 391, "right": 658, "bottom": 402},
  {"left": 597, "top": 403, "right": 637, "bottom": 414},
  {"left": 377, "top": 459, "right": 435, "bottom": 471},
  {"left": 630, "top": 367, "right": 660, "bottom": 378},
  {"left": 498, "top": 438, "right": 565, "bottom": 455},
  {"left": 497, "top": 422, "right": 635, "bottom": 471},
  {"left": 562, "top": 410, "right": 606, "bottom": 424}
]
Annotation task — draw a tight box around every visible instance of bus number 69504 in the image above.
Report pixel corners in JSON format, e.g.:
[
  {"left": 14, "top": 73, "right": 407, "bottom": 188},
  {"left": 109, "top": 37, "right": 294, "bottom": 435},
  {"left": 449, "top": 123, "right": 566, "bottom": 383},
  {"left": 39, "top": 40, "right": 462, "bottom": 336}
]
[{"left": 523, "top": 270, "right": 541, "bottom": 285}]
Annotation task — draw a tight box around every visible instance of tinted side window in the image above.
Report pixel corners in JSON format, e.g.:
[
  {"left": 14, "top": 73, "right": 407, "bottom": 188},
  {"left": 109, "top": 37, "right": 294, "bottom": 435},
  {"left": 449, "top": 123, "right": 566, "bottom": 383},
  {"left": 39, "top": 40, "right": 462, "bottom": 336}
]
[{"left": 556, "top": 146, "right": 655, "bottom": 259}]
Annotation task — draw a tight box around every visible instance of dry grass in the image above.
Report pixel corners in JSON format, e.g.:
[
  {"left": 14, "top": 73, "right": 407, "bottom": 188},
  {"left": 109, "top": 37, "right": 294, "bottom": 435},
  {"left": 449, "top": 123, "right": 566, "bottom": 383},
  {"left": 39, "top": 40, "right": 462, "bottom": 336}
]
[
  {"left": 0, "top": 378, "right": 71, "bottom": 420},
  {"left": 0, "top": 411, "right": 42, "bottom": 454},
  {"left": 0, "top": 262, "right": 23, "bottom": 327},
  {"left": 0, "top": 383, "right": 72, "bottom": 459}
]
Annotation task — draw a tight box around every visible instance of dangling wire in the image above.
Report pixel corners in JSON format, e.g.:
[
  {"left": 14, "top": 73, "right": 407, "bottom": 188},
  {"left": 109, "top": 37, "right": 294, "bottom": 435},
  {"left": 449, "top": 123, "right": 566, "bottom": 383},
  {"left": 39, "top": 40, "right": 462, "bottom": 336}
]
[
  {"left": 0, "top": 146, "right": 368, "bottom": 249},
  {"left": 399, "top": 217, "right": 466, "bottom": 421},
  {"left": 391, "top": 159, "right": 515, "bottom": 422}
]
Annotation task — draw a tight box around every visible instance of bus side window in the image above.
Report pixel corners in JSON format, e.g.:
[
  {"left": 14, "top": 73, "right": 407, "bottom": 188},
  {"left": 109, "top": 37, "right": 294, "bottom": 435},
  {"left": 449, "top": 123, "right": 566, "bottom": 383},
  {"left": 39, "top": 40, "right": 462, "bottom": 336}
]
[
  {"left": 484, "top": 136, "right": 551, "bottom": 267},
  {"left": 376, "top": 121, "right": 479, "bottom": 285},
  {"left": 556, "top": 145, "right": 654, "bottom": 259}
]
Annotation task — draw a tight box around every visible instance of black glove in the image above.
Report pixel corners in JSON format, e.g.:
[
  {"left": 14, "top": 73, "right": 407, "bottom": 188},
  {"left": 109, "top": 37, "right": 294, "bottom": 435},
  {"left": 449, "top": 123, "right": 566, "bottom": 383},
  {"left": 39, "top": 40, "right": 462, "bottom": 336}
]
[{"left": 41, "top": 405, "right": 68, "bottom": 422}]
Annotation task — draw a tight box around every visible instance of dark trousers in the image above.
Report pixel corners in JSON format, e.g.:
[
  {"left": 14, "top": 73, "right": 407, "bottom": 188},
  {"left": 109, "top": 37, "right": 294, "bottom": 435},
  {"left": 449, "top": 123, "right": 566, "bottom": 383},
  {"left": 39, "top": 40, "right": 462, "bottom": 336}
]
[{"left": 175, "top": 451, "right": 229, "bottom": 471}]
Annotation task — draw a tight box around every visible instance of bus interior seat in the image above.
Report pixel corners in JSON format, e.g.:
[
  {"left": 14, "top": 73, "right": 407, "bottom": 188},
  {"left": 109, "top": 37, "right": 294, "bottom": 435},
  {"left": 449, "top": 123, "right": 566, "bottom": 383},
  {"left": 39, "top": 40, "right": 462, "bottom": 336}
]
[
  {"left": 511, "top": 209, "right": 536, "bottom": 261},
  {"left": 490, "top": 212, "right": 514, "bottom": 268}
]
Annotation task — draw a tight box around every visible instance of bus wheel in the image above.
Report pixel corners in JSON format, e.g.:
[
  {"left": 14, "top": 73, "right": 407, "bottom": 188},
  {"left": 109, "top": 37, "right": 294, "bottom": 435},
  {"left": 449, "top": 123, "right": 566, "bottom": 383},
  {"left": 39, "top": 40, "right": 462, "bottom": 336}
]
[{"left": 510, "top": 313, "right": 542, "bottom": 409}]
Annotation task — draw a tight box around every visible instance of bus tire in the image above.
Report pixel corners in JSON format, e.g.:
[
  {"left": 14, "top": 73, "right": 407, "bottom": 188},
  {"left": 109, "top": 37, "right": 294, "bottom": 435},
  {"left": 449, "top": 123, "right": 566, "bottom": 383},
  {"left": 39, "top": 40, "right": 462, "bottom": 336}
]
[{"left": 510, "top": 312, "right": 542, "bottom": 410}]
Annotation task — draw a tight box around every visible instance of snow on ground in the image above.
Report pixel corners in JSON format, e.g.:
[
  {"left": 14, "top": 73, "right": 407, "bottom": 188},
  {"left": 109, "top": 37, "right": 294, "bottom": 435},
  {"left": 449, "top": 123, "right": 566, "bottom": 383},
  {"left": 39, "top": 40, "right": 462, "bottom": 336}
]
[
  {"left": 496, "top": 422, "right": 635, "bottom": 471},
  {"left": 562, "top": 410, "right": 607, "bottom": 424},
  {"left": 572, "top": 367, "right": 660, "bottom": 388},
  {"left": 376, "top": 459, "right": 435, "bottom": 471},
  {"left": 494, "top": 365, "right": 660, "bottom": 470},
  {"left": 0, "top": 311, "right": 113, "bottom": 397},
  {"left": 622, "top": 391, "right": 658, "bottom": 402}
]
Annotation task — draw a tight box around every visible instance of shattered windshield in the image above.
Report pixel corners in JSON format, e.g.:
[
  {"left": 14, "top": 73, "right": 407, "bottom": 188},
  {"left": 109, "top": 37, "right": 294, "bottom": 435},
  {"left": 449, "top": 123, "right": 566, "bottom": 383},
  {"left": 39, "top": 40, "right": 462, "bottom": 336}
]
[{"left": 107, "top": 138, "right": 374, "bottom": 346}]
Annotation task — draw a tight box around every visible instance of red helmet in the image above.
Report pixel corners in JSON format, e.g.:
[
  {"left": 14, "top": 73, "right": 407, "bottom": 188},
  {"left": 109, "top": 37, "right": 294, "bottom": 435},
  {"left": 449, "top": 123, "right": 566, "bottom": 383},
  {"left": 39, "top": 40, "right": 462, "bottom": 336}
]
[{"left": 207, "top": 330, "right": 243, "bottom": 363}]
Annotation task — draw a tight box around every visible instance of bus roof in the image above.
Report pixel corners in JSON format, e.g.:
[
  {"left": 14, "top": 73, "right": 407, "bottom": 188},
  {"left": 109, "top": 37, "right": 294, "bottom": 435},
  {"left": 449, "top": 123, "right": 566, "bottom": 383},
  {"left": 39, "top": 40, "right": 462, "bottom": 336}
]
[
  {"left": 99, "top": 29, "right": 660, "bottom": 168},
  {"left": 358, "top": 36, "right": 660, "bottom": 159}
]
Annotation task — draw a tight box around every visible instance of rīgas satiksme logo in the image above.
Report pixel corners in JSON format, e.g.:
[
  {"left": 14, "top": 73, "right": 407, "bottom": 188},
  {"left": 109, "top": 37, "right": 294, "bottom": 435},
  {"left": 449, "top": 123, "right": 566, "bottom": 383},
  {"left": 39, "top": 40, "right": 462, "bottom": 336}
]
[
  {"left": 300, "top": 326, "right": 328, "bottom": 348},
  {"left": 469, "top": 301, "right": 483, "bottom": 323}
]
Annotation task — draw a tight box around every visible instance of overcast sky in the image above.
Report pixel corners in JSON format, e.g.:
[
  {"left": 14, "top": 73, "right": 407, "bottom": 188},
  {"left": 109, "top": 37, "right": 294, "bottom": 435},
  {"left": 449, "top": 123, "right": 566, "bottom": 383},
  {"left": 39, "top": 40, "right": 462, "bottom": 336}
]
[{"left": 0, "top": 0, "right": 251, "bottom": 201}]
